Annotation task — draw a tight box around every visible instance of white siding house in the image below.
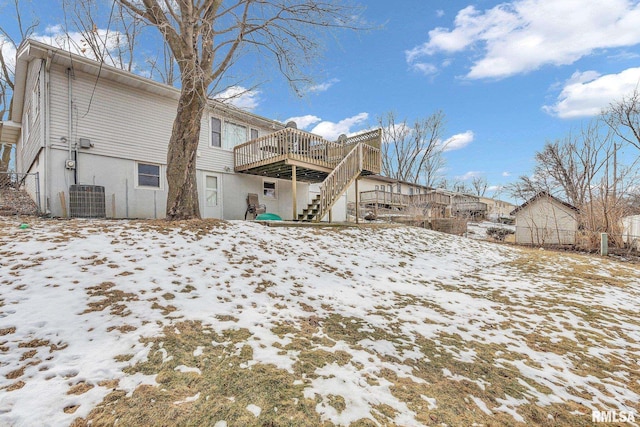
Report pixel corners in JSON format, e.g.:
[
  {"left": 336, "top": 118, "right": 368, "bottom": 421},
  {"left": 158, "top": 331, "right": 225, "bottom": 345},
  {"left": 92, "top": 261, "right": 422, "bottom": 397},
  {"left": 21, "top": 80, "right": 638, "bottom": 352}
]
[
  {"left": 9, "top": 39, "right": 315, "bottom": 220},
  {"left": 511, "top": 192, "right": 579, "bottom": 246},
  {"left": 622, "top": 215, "right": 640, "bottom": 250}
]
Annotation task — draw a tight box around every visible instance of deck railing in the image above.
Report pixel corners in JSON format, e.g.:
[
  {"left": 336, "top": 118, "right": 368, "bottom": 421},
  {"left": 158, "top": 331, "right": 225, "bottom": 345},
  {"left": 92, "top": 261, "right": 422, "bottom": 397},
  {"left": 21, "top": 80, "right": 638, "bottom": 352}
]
[
  {"left": 233, "top": 127, "right": 382, "bottom": 173},
  {"left": 453, "top": 201, "right": 488, "bottom": 212},
  {"left": 360, "top": 189, "right": 450, "bottom": 207},
  {"left": 234, "top": 128, "right": 342, "bottom": 171}
]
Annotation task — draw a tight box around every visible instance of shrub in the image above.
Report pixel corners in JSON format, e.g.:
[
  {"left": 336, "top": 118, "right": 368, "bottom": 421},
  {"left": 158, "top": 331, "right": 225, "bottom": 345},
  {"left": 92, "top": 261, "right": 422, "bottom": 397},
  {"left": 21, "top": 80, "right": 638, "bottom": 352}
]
[{"left": 486, "top": 227, "right": 515, "bottom": 241}]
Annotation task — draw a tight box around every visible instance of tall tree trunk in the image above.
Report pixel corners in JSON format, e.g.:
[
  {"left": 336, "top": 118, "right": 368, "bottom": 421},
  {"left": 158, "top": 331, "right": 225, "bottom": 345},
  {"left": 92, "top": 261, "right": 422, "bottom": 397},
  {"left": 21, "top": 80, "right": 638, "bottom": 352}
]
[{"left": 165, "top": 74, "right": 206, "bottom": 220}]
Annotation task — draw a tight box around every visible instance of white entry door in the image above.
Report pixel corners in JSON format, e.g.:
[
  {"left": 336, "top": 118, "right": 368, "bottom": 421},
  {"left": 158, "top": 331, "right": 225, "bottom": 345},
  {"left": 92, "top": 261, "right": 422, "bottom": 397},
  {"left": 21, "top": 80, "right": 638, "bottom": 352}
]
[{"left": 203, "top": 173, "right": 223, "bottom": 218}]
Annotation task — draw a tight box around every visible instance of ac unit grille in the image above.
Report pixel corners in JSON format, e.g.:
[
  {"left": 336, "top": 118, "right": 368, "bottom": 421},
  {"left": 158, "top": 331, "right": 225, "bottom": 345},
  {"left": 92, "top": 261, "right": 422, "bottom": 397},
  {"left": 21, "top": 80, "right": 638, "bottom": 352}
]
[{"left": 69, "top": 185, "right": 106, "bottom": 218}]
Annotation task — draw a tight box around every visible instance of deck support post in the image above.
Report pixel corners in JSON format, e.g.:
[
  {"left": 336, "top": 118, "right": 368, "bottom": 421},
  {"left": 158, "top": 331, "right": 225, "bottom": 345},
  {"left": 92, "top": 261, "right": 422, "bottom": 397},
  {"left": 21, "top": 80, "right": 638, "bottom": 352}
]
[
  {"left": 292, "top": 164, "right": 297, "bottom": 221},
  {"left": 355, "top": 178, "right": 359, "bottom": 224}
]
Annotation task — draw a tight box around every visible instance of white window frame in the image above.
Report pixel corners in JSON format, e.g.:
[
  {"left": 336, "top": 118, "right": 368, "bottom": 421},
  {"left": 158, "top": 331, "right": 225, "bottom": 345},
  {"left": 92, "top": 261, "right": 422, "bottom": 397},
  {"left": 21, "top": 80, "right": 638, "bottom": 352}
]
[
  {"left": 205, "top": 175, "right": 219, "bottom": 207},
  {"left": 210, "top": 116, "right": 222, "bottom": 148},
  {"left": 250, "top": 128, "right": 259, "bottom": 140},
  {"left": 224, "top": 121, "right": 248, "bottom": 150},
  {"left": 263, "top": 179, "right": 277, "bottom": 199},
  {"left": 136, "top": 162, "right": 163, "bottom": 190}
]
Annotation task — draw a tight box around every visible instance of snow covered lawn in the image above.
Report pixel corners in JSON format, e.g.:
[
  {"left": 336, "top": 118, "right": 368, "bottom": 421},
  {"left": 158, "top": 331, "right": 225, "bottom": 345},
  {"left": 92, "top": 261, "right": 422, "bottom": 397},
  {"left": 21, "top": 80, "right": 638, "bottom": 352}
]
[{"left": 0, "top": 218, "right": 638, "bottom": 426}]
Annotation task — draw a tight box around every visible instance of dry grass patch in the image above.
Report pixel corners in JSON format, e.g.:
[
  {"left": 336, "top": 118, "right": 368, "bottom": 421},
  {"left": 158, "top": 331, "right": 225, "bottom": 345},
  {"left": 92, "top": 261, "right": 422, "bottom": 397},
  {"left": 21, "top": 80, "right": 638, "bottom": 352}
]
[
  {"left": 82, "top": 282, "right": 138, "bottom": 316},
  {"left": 67, "top": 382, "right": 94, "bottom": 395},
  {"left": 0, "top": 327, "right": 16, "bottom": 336},
  {"left": 74, "top": 321, "right": 321, "bottom": 427}
]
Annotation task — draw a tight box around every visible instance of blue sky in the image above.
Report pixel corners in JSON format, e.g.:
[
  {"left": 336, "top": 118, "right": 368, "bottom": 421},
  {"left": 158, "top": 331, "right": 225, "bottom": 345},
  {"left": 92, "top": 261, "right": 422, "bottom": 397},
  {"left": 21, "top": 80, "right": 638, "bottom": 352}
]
[
  {"left": 255, "top": 0, "right": 640, "bottom": 197},
  {"left": 3, "top": 0, "right": 640, "bottom": 199}
]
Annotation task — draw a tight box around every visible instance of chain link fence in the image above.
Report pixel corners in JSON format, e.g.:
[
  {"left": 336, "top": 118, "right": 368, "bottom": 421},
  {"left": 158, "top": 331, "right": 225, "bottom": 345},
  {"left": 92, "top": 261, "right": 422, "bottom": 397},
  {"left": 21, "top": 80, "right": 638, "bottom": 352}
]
[{"left": 0, "top": 172, "right": 41, "bottom": 215}]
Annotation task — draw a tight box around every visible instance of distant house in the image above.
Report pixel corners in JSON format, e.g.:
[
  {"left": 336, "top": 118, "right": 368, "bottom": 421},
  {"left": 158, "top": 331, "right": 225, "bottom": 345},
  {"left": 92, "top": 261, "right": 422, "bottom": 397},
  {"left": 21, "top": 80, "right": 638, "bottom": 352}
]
[
  {"left": 449, "top": 193, "right": 487, "bottom": 220},
  {"left": 345, "top": 175, "right": 451, "bottom": 219},
  {"left": 510, "top": 192, "right": 579, "bottom": 246},
  {"left": 479, "top": 196, "right": 516, "bottom": 221},
  {"left": 622, "top": 215, "right": 640, "bottom": 250}
]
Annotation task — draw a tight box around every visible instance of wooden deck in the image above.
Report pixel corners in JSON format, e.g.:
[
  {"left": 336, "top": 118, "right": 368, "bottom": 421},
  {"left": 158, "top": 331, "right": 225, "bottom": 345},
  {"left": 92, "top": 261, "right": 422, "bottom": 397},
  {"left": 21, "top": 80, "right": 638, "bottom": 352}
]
[{"left": 234, "top": 128, "right": 381, "bottom": 182}]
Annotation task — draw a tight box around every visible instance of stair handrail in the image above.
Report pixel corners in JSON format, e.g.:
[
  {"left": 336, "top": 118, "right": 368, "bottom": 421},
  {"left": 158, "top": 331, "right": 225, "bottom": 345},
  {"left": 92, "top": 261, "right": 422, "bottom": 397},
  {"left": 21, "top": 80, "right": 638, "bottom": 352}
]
[{"left": 317, "top": 142, "right": 363, "bottom": 221}]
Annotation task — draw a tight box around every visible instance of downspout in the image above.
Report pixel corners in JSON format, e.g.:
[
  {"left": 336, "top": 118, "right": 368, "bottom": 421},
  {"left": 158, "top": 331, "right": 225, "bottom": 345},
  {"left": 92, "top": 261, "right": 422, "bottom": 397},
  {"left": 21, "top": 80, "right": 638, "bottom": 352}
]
[
  {"left": 43, "top": 53, "right": 52, "bottom": 214},
  {"left": 67, "top": 67, "right": 75, "bottom": 185}
]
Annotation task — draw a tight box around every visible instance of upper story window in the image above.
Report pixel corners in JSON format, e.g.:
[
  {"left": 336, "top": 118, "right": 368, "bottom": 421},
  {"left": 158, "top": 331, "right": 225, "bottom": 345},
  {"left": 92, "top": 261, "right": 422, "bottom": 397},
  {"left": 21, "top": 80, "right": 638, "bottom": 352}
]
[
  {"left": 211, "top": 117, "right": 222, "bottom": 148},
  {"left": 224, "top": 122, "right": 247, "bottom": 150},
  {"left": 210, "top": 116, "right": 261, "bottom": 150}
]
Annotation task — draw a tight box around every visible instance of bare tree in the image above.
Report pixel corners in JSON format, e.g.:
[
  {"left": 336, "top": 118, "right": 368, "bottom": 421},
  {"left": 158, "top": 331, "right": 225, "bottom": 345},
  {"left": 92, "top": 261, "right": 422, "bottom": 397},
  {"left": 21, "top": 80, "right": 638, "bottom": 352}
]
[
  {"left": 112, "top": 0, "right": 363, "bottom": 220},
  {"left": 0, "top": 0, "right": 38, "bottom": 173},
  {"left": 61, "top": 0, "right": 144, "bottom": 71},
  {"left": 380, "top": 110, "right": 446, "bottom": 185},
  {"left": 470, "top": 175, "right": 488, "bottom": 197},
  {"left": 604, "top": 87, "right": 640, "bottom": 151},
  {"left": 507, "top": 119, "right": 639, "bottom": 249},
  {"left": 526, "top": 125, "right": 610, "bottom": 207},
  {"left": 0, "top": 0, "right": 38, "bottom": 120}
]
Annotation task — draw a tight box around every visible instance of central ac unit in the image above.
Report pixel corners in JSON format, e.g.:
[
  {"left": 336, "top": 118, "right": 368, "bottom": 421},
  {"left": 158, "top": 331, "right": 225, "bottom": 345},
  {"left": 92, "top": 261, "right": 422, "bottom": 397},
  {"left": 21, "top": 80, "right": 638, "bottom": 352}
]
[{"left": 69, "top": 185, "right": 106, "bottom": 218}]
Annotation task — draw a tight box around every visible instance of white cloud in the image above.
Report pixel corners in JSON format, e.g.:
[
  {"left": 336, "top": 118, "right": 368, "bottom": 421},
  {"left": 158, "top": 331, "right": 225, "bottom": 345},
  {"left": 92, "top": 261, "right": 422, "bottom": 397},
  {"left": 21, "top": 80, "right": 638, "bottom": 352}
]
[
  {"left": 456, "top": 170, "right": 482, "bottom": 181},
  {"left": 0, "top": 36, "right": 17, "bottom": 76},
  {"left": 411, "top": 62, "right": 438, "bottom": 76},
  {"left": 284, "top": 115, "right": 322, "bottom": 130},
  {"left": 407, "top": 0, "right": 640, "bottom": 79},
  {"left": 307, "top": 78, "right": 339, "bottom": 93},
  {"left": 215, "top": 86, "right": 261, "bottom": 111},
  {"left": 310, "top": 113, "right": 369, "bottom": 140},
  {"left": 442, "top": 130, "right": 474, "bottom": 152},
  {"left": 33, "top": 26, "right": 129, "bottom": 68},
  {"left": 502, "top": 171, "right": 511, "bottom": 177},
  {"left": 543, "top": 68, "right": 640, "bottom": 118}
]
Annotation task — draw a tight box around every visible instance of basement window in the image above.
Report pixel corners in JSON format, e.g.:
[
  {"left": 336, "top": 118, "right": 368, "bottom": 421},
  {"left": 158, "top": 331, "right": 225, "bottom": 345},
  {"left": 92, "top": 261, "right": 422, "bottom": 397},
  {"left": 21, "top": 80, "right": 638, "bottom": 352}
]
[
  {"left": 263, "top": 180, "right": 277, "bottom": 199},
  {"left": 137, "top": 163, "right": 161, "bottom": 188}
]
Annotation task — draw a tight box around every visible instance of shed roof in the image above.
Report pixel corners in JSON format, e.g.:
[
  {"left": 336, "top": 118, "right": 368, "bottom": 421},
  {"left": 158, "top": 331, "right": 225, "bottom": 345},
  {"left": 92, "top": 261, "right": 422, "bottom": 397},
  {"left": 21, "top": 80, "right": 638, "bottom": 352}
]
[{"left": 510, "top": 191, "right": 579, "bottom": 216}]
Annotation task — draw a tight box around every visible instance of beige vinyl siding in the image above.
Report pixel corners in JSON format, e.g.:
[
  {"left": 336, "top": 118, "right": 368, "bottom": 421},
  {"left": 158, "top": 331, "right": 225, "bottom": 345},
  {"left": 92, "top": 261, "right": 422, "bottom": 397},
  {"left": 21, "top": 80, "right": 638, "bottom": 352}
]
[
  {"left": 21, "top": 60, "right": 43, "bottom": 172},
  {"left": 514, "top": 198, "right": 577, "bottom": 245},
  {"left": 48, "top": 64, "right": 269, "bottom": 173},
  {"left": 49, "top": 64, "right": 175, "bottom": 164}
]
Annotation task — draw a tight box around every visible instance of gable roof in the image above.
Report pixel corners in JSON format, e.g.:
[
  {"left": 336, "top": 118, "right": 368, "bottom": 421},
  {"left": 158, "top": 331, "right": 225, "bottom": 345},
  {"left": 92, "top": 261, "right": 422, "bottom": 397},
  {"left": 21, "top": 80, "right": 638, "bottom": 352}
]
[
  {"left": 11, "top": 39, "right": 282, "bottom": 130},
  {"left": 510, "top": 191, "right": 579, "bottom": 216}
]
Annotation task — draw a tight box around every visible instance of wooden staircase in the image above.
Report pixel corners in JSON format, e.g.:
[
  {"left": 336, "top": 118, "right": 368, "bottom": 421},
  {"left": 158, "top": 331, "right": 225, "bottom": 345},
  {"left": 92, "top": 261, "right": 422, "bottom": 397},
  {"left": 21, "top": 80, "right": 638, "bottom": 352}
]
[
  {"left": 297, "top": 194, "right": 321, "bottom": 221},
  {"left": 297, "top": 142, "right": 379, "bottom": 222}
]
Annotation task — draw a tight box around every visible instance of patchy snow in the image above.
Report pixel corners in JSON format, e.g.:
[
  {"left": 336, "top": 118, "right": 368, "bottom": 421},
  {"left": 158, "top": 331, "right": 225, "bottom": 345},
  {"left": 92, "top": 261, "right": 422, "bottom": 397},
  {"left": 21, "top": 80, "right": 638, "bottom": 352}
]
[
  {"left": 470, "top": 394, "right": 492, "bottom": 415},
  {"left": 246, "top": 403, "right": 262, "bottom": 417},
  {"left": 174, "top": 392, "right": 200, "bottom": 405},
  {"left": 0, "top": 218, "right": 639, "bottom": 426},
  {"left": 174, "top": 365, "right": 202, "bottom": 375}
]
